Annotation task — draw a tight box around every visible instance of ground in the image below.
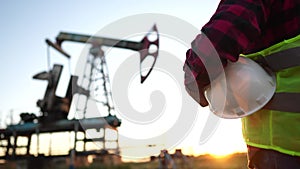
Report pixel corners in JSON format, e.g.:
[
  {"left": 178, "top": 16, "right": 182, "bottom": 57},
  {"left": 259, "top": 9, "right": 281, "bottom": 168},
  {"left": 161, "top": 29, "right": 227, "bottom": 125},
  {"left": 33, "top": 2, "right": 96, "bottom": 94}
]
[
  {"left": 82, "top": 153, "right": 248, "bottom": 169},
  {"left": 0, "top": 153, "right": 248, "bottom": 169}
]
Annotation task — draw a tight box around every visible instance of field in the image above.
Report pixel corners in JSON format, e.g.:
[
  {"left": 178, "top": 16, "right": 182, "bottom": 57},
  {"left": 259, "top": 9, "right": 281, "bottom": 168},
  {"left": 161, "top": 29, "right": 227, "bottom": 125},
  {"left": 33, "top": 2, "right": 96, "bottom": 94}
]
[
  {"left": 81, "top": 153, "right": 248, "bottom": 169},
  {"left": 0, "top": 153, "right": 248, "bottom": 169}
]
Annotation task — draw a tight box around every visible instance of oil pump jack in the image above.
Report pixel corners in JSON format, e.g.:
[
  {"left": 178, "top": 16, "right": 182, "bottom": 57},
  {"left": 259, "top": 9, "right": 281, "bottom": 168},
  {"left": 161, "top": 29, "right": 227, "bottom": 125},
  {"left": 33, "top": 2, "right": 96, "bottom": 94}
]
[{"left": 0, "top": 25, "right": 159, "bottom": 162}]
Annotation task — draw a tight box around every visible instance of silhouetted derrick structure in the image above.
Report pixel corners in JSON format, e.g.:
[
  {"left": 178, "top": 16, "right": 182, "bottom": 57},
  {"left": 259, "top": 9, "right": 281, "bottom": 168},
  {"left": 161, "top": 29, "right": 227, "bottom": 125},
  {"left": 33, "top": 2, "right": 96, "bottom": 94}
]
[
  {"left": 0, "top": 25, "right": 159, "bottom": 164},
  {"left": 0, "top": 62, "right": 121, "bottom": 160}
]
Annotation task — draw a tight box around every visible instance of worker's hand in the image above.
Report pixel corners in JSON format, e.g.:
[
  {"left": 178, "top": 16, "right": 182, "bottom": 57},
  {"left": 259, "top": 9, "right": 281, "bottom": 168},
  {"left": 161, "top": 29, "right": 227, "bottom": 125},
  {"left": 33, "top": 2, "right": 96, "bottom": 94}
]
[
  {"left": 184, "top": 79, "right": 209, "bottom": 107},
  {"left": 183, "top": 58, "right": 209, "bottom": 107}
]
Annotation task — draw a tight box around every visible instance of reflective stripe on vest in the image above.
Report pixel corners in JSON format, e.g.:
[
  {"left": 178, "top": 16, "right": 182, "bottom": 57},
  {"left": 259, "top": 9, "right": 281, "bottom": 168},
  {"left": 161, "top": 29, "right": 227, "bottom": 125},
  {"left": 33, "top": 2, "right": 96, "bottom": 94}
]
[{"left": 254, "top": 46, "right": 300, "bottom": 113}]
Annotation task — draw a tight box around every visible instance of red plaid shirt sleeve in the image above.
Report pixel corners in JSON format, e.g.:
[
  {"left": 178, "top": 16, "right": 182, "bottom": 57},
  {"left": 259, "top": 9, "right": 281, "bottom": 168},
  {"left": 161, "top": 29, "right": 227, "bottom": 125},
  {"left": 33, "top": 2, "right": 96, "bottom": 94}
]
[{"left": 184, "top": 0, "right": 300, "bottom": 87}]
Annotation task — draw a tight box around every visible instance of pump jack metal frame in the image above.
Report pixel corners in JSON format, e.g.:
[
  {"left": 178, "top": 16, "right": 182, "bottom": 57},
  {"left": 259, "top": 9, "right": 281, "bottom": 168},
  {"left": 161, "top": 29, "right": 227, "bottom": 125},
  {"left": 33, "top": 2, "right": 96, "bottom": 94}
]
[{"left": 0, "top": 25, "right": 159, "bottom": 162}]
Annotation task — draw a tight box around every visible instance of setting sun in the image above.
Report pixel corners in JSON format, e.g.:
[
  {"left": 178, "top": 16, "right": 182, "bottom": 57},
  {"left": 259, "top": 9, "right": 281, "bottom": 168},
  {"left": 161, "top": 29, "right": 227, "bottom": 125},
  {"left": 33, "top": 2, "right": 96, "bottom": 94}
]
[
  {"left": 210, "top": 153, "right": 231, "bottom": 159},
  {"left": 174, "top": 115, "right": 247, "bottom": 158}
]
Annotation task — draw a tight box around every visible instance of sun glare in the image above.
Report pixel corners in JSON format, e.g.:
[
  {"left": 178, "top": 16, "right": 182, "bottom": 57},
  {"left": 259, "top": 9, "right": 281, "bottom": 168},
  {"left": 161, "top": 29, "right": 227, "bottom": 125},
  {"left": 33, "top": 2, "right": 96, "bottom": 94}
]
[{"left": 210, "top": 153, "right": 231, "bottom": 159}]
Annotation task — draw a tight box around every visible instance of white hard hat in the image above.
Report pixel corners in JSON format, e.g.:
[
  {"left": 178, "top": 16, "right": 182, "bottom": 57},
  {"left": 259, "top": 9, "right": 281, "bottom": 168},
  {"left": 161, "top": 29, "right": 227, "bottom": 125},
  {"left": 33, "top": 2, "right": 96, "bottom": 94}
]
[{"left": 204, "top": 56, "right": 276, "bottom": 119}]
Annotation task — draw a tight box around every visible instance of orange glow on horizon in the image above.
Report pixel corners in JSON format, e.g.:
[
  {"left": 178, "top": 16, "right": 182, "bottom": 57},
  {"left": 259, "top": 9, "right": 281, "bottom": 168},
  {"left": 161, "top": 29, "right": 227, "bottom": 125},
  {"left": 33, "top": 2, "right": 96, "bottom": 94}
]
[
  {"left": 209, "top": 151, "right": 238, "bottom": 159},
  {"left": 181, "top": 147, "right": 246, "bottom": 158}
]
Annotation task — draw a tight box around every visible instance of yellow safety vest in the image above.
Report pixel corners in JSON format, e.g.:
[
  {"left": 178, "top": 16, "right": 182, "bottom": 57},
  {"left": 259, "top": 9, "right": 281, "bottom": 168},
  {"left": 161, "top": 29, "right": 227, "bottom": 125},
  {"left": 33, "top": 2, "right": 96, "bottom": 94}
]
[{"left": 242, "top": 34, "right": 300, "bottom": 156}]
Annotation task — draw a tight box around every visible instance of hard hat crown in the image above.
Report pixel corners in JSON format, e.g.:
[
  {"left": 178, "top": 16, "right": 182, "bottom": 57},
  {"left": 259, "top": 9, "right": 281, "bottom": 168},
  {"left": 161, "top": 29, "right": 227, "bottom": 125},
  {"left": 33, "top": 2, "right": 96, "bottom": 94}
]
[{"left": 204, "top": 56, "right": 276, "bottom": 119}]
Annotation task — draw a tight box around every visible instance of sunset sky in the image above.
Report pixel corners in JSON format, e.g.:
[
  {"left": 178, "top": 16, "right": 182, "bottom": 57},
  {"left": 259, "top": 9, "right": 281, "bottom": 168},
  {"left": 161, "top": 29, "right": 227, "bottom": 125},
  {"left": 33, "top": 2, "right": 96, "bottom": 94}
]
[{"left": 0, "top": 0, "right": 247, "bottom": 161}]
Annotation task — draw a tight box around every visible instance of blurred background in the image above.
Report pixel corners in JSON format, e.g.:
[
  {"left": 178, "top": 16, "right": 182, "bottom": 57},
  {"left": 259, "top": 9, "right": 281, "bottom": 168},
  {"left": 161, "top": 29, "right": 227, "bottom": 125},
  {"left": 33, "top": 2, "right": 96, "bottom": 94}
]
[{"left": 0, "top": 1, "right": 247, "bottom": 168}]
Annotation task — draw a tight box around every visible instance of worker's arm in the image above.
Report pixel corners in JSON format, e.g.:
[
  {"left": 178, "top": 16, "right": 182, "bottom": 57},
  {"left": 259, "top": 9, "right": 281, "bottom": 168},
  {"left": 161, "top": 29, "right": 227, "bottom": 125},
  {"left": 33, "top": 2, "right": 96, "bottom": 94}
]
[{"left": 184, "top": 0, "right": 272, "bottom": 106}]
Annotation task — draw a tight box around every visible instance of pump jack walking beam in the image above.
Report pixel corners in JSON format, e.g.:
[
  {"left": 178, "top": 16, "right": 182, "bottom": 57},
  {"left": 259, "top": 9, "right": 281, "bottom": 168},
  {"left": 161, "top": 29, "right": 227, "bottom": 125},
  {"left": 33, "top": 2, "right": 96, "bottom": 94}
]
[{"left": 46, "top": 24, "right": 159, "bottom": 83}]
